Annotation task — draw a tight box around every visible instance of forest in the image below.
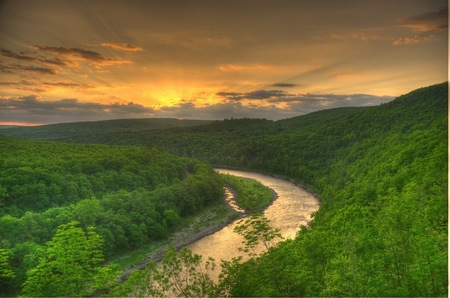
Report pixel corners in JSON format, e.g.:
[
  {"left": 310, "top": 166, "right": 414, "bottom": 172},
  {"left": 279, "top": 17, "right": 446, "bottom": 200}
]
[
  {"left": 0, "top": 138, "right": 227, "bottom": 295},
  {"left": 0, "top": 82, "right": 447, "bottom": 296}
]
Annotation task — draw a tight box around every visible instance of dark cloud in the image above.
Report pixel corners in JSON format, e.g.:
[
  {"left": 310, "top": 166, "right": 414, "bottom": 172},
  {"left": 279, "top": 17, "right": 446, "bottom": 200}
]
[
  {"left": 270, "top": 83, "right": 298, "bottom": 88},
  {"left": 143, "top": 91, "right": 393, "bottom": 120},
  {"left": 158, "top": 101, "right": 285, "bottom": 120},
  {"left": 215, "top": 89, "right": 393, "bottom": 117},
  {"left": 0, "top": 63, "right": 57, "bottom": 75},
  {"left": 216, "top": 92, "right": 241, "bottom": 98},
  {"left": 0, "top": 80, "right": 96, "bottom": 91},
  {"left": 270, "top": 93, "right": 394, "bottom": 114},
  {"left": 0, "top": 96, "right": 156, "bottom": 124},
  {"left": 31, "top": 45, "right": 130, "bottom": 65},
  {"left": 217, "top": 89, "right": 287, "bottom": 101},
  {"left": 400, "top": 8, "right": 448, "bottom": 32},
  {"left": 1, "top": 48, "right": 66, "bottom": 66},
  {"left": 0, "top": 90, "right": 395, "bottom": 124},
  {"left": 1, "top": 48, "right": 38, "bottom": 62},
  {"left": 246, "top": 90, "right": 285, "bottom": 99},
  {"left": 393, "top": 7, "right": 448, "bottom": 46}
]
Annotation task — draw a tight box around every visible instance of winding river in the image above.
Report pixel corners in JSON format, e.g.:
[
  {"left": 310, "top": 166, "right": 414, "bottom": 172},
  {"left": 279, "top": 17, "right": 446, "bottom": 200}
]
[{"left": 187, "top": 169, "right": 320, "bottom": 269}]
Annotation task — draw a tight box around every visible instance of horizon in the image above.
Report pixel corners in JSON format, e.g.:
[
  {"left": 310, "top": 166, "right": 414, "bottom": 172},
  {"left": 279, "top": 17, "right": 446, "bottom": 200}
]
[{"left": 0, "top": 0, "right": 447, "bottom": 125}]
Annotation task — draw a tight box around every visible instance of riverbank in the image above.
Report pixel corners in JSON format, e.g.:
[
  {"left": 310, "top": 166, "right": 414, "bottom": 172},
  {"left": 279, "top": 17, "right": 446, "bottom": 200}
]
[
  {"left": 116, "top": 200, "right": 242, "bottom": 282},
  {"left": 111, "top": 169, "right": 319, "bottom": 293}
]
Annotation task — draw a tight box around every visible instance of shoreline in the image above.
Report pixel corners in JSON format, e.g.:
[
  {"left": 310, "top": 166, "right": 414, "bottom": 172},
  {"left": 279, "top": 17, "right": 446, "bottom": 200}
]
[
  {"left": 117, "top": 191, "right": 245, "bottom": 283},
  {"left": 115, "top": 170, "right": 288, "bottom": 286}
]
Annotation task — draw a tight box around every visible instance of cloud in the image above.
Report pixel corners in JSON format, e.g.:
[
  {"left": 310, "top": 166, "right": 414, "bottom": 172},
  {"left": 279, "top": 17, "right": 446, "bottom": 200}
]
[
  {"left": 158, "top": 101, "right": 286, "bottom": 120},
  {"left": 0, "top": 63, "right": 57, "bottom": 75},
  {"left": 399, "top": 8, "right": 448, "bottom": 32},
  {"left": 0, "top": 80, "right": 100, "bottom": 93},
  {"left": 329, "top": 32, "right": 388, "bottom": 42},
  {"left": 218, "top": 64, "right": 271, "bottom": 72},
  {"left": 217, "top": 89, "right": 286, "bottom": 101},
  {"left": 0, "top": 96, "right": 156, "bottom": 124},
  {"left": 217, "top": 88, "right": 393, "bottom": 115},
  {"left": 101, "top": 42, "right": 143, "bottom": 52},
  {"left": 0, "top": 89, "right": 395, "bottom": 125},
  {"left": 392, "top": 34, "right": 438, "bottom": 45},
  {"left": 31, "top": 45, "right": 130, "bottom": 66},
  {"left": 1, "top": 48, "right": 66, "bottom": 66},
  {"left": 156, "top": 92, "right": 393, "bottom": 120},
  {"left": 270, "top": 83, "right": 298, "bottom": 88},
  {"left": 393, "top": 8, "right": 447, "bottom": 46}
]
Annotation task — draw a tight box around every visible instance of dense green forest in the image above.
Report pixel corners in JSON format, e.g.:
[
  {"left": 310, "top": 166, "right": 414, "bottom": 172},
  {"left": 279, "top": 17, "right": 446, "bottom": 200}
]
[
  {"left": 221, "top": 174, "right": 274, "bottom": 213},
  {"left": 0, "top": 138, "right": 225, "bottom": 296},
  {"left": 0, "top": 82, "right": 447, "bottom": 296}
]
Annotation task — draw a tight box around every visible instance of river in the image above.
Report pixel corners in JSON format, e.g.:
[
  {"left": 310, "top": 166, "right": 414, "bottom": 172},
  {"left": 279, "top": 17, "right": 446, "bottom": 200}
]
[{"left": 187, "top": 169, "right": 320, "bottom": 270}]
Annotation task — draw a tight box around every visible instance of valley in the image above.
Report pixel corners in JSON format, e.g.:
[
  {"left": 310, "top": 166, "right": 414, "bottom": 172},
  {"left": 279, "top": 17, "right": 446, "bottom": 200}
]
[{"left": 0, "top": 82, "right": 447, "bottom": 297}]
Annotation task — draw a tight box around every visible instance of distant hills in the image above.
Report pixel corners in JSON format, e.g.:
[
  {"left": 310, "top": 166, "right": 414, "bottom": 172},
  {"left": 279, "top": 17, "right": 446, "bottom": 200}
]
[{"left": 0, "top": 118, "right": 211, "bottom": 139}]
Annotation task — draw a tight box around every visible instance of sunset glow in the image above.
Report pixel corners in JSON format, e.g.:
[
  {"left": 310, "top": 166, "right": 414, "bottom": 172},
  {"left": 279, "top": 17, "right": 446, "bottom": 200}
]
[{"left": 0, "top": 0, "right": 447, "bottom": 124}]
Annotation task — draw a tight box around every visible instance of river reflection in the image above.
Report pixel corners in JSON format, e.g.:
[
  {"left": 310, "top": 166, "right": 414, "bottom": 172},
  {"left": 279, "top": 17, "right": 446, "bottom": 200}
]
[{"left": 187, "top": 169, "right": 319, "bottom": 270}]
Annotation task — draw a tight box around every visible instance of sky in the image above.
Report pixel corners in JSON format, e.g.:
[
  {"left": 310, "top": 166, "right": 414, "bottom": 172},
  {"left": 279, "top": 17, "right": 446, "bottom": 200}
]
[{"left": 0, "top": 0, "right": 447, "bottom": 125}]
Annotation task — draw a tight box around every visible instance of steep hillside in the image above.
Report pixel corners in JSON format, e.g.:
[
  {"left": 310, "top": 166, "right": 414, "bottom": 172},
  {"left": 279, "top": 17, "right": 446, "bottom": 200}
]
[{"left": 225, "top": 82, "right": 447, "bottom": 296}]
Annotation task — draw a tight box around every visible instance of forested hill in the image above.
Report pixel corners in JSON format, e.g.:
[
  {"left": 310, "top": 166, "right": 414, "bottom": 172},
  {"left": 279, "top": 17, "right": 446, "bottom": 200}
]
[
  {"left": 0, "top": 137, "right": 224, "bottom": 296},
  {"left": 0, "top": 118, "right": 211, "bottom": 139},
  {"left": 0, "top": 82, "right": 446, "bottom": 296},
  {"left": 38, "top": 83, "right": 446, "bottom": 185},
  {"left": 222, "top": 82, "right": 448, "bottom": 296}
]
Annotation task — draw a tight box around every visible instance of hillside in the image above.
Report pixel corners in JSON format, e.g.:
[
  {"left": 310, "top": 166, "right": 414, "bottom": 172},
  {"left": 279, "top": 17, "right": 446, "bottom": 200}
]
[
  {"left": 0, "top": 137, "right": 224, "bottom": 295},
  {"left": 0, "top": 82, "right": 447, "bottom": 296},
  {"left": 224, "top": 82, "right": 448, "bottom": 296}
]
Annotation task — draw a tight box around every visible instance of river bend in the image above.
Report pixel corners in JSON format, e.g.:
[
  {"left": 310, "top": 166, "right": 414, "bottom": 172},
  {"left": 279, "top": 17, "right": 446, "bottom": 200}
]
[{"left": 187, "top": 169, "right": 319, "bottom": 264}]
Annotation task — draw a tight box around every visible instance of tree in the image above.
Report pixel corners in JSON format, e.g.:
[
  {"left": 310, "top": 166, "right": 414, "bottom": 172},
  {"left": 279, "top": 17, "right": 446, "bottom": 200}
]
[
  {"left": 21, "top": 221, "right": 119, "bottom": 297},
  {"left": 0, "top": 248, "right": 16, "bottom": 292},
  {"left": 234, "top": 213, "right": 283, "bottom": 256},
  {"left": 132, "top": 247, "right": 222, "bottom": 297}
]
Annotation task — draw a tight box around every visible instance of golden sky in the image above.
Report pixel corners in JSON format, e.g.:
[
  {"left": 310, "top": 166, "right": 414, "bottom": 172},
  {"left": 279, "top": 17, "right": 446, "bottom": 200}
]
[{"left": 0, "top": 0, "right": 447, "bottom": 124}]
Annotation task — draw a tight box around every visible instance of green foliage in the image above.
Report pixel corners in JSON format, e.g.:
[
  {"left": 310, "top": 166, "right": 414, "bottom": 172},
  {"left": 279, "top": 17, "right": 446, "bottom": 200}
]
[
  {"left": 0, "top": 138, "right": 224, "bottom": 295},
  {"left": 221, "top": 174, "right": 273, "bottom": 213},
  {"left": 234, "top": 214, "right": 282, "bottom": 256},
  {"left": 0, "top": 248, "right": 16, "bottom": 293},
  {"left": 114, "top": 247, "right": 223, "bottom": 297},
  {"left": 222, "top": 82, "right": 448, "bottom": 297},
  {"left": 21, "top": 221, "right": 120, "bottom": 297}
]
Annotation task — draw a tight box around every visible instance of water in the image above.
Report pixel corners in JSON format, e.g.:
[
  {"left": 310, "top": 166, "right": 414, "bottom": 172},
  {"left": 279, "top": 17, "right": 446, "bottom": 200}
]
[{"left": 187, "top": 169, "right": 319, "bottom": 268}]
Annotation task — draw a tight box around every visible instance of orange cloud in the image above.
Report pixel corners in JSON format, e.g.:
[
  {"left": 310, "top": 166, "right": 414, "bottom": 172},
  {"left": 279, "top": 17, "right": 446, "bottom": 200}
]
[
  {"left": 218, "top": 64, "right": 271, "bottom": 72},
  {"left": 101, "top": 42, "right": 143, "bottom": 52},
  {"left": 0, "top": 121, "right": 42, "bottom": 126},
  {"left": 392, "top": 34, "right": 437, "bottom": 46}
]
